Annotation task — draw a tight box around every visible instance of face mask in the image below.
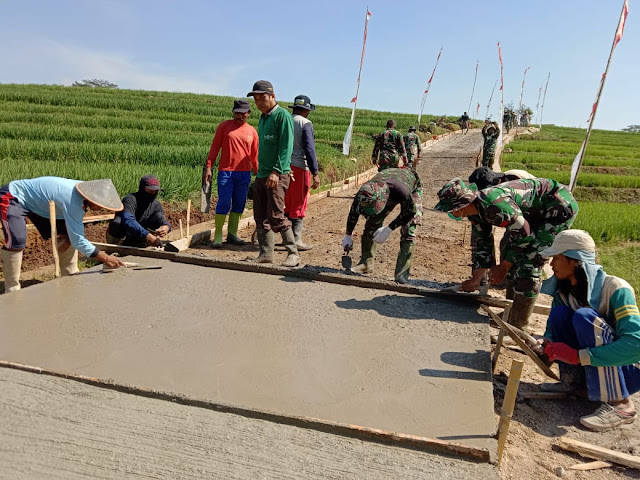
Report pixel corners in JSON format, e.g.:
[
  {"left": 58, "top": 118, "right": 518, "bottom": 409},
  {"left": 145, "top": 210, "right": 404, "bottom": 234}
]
[{"left": 448, "top": 212, "right": 464, "bottom": 222}]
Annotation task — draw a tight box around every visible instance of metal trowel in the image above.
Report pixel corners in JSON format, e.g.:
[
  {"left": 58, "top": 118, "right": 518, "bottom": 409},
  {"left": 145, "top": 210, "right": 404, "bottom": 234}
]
[
  {"left": 341, "top": 247, "right": 352, "bottom": 270},
  {"left": 103, "top": 261, "right": 163, "bottom": 272}
]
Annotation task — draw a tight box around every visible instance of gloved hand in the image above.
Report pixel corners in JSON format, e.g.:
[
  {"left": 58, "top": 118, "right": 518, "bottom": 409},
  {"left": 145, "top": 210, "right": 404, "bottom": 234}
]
[
  {"left": 342, "top": 234, "right": 353, "bottom": 250},
  {"left": 543, "top": 342, "right": 580, "bottom": 365},
  {"left": 373, "top": 226, "right": 392, "bottom": 244}
]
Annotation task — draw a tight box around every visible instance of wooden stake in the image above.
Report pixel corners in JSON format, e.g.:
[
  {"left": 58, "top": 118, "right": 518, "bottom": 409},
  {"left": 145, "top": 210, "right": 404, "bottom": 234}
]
[
  {"left": 492, "top": 304, "right": 511, "bottom": 373},
  {"left": 557, "top": 437, "right": 640, "bottom": 469},
  {"left": 497, "top": 359, "right": 523, "bottom": 465},
  {"left": 186, "top": 199, "right": 191, "bottom": 237},
  {"left": 179, "top": 219, "right": 184, "bottom": 239},
  {"left": 462, "top": 222, "right": 468, "bottom": 246},
  {"left": 568, "top": 460, "right": 613, "bottom": 471},
  {"left": 48, "top": 201, "right": 61, "bottom": 278}
]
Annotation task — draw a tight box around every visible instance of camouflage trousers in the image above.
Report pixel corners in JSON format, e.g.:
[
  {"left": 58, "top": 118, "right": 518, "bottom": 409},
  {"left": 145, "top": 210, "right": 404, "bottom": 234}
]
[
  {"left": 482, "top": 140, "right": 497, "bottom": 169},
  {"left": 362, "top": 189, "right": 423, "bottom": 242}
]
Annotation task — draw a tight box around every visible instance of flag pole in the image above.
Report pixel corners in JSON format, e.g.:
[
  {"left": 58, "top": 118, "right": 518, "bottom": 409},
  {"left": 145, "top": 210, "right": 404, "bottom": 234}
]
[
  {"left": 515, "top": 66, "right": 530, "bottom": 137},
  {"left": 343, "top": 8, "right": 371, "bottom": 156},
  {"left": 534, "top": 83, "right": 543, "bottom": 127},
  {"left": 570, "top": 0, "right": 629, "bottom": 190},
  {"left": 467, "top": 60, "right": 479, "bottom": 115},
  {"left": 485, "top": 79, "right": 498, "bottom": 120},
  {"left": 497, "top": 42, "right": 504, "bottom": 149},
  {"left": 418, "top": 47, "right": 443, "bottom": 126},
  {"left": 539, "top": 73, "right": 551, "bottom": 129}
]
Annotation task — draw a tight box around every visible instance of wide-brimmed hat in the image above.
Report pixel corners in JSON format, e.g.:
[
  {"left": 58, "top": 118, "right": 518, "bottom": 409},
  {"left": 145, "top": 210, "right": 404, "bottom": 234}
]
[
  {"left": 139, "top": 174, "right": 162, "bottom": 192},
  {"left": 247, "top": 80, "right": 274, "bottom": 96},
  {"left": 540, "top": 230, "right": 596, "bottom": 258},
  {"left": 289, "top": 95, "right": 315, "bottom": 111},
  {"left": 76, "top": 179, "right": 123, "bottom": 211},
  {"left": 435, "top": 178, "right": 478, "bottom": 212},
  {"left": 232, "top": 99, "right": 251, "bottom": 113},
  {"left": 356, "top": 181, "right": 389, "bottom": 217}
]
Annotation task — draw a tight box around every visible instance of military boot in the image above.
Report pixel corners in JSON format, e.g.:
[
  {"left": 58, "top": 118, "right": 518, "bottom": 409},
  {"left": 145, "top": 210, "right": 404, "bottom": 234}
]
[
  {"left": 291, "top": 218, "right": 313, "bottom": 251},
  {"left": 352, "top": 236, "right": 376, "bottom": 274},
  {"left": 255, "top": 229, "right": 275, "bottom": 264},
  {"left": 394, "top": 241, "right": 415, "bottom": 284},
  {"left": 508, "top": 292, "right": 537, "bottom": 329},
  {"left": 1, "top": 248, "right": 22, "bottom": 293},
  {"left": 280, "top": 228, "right": 300, "bottom": 267},
  {"left": 505, "top": 278, "right": 515, "bottom": 300}
]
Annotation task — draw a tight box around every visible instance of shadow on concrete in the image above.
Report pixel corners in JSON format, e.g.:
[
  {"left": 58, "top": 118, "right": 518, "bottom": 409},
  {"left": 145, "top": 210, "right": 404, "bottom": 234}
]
[
  {"left": 335, "top": 295, "right": 486, "bottom": 324},
  {"left": 419, "top": 350, "right": 491, "bottom": 382}
]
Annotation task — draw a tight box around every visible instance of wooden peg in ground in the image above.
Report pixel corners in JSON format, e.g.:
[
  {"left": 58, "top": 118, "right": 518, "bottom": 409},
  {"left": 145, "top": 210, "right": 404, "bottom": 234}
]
[
  {"left": 186, "top": 199, "right": 191, "bottom": 237},
  {"left": 48, "top": 201, "right": 61, "bottom": 278}
]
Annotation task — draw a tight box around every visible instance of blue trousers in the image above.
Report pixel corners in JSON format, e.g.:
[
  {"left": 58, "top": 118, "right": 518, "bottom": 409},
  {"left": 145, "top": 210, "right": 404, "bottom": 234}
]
[
  {"left": 547, "top": 305, "right": 640, "bottom": 402},
  {"left": 215, "top": 171, "right": 251, "bottom": 215}
]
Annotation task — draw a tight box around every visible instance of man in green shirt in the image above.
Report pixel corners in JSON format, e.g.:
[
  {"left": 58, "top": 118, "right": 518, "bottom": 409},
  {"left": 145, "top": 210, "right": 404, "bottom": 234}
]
[{"left": 247, "top": 80, "right": 299, "bottom": 267}]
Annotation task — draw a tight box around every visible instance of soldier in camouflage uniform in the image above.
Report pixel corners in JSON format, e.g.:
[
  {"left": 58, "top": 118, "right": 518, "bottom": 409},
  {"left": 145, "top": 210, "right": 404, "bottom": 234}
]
[
  {"left": 481, "top": 121, "right": 500, "bottom": 169},
  {"left": 342, "top": 168, "right": 423, "bottom": 283},
  {"left": 372, "top": 119, "right": 407, "bottom": 171},
  {"left": 403, "top": 126, "right": 422, "bottom": 170},
  {"left": 435, "top": 177, "right": 578, "bottom": 327}
]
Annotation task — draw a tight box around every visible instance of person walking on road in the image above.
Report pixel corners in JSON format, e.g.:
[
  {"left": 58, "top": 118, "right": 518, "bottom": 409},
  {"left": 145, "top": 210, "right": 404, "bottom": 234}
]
[
  {"left": 403, "top": 126, "right": 422, "bottom": 170},
  {"left": 481, "top": 120, "right": 500, "bottom": 169},
  {"left": 285, "top": 95, "right": 320, "bottom": 251},
  {"left": 247, "top": 80, "right": 299, "bottom": 267},
  {"left": 1, "top": 176, "right": 125, "bottom": 292},
  {"left": 458, "top": 112, "right": 470, "bottom": 134},
  {"left": 534, "top": 230, "right": 640, "bottom": 431},
  {"left": 372, "top": 120, "right": 407, "bottom": 171},
  {"left": 203, "top": 99, "right": 258, "bottom": 248},
  {"left": 342, "top": 168, "right": 423, "bottom": 284},
  {"left": 435, "top": 177, "right": 578, "bottom": 328},
  {"left": 106, "top": 175, "right": 172, "bottom": 248}
]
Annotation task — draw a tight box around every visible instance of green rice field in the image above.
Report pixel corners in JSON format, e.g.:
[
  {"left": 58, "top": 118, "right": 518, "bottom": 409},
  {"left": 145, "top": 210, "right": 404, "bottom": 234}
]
[{"left": 0, "top": 83, "right": 463, "bottom": 200}]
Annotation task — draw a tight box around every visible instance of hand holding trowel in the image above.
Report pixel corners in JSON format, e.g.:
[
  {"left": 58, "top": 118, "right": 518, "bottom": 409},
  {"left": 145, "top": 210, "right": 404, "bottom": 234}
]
[
  {"left": 441, "top": 270, "right": 489, "bottom": 295},
  {"left": 201, "top": 166, "right": 212, "bottom": 213},
  {"left": 341, "top": 234, "right": 354, "bottom": 271}
]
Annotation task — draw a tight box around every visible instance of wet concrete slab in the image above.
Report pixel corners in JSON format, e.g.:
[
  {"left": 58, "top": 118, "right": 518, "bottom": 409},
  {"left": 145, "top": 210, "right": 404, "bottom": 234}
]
[{"left": 0, "top": 257, "right": 496, "bottom": 454}]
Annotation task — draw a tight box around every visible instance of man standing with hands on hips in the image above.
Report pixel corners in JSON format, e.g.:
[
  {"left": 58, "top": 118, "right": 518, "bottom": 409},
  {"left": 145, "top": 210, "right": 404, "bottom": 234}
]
[{"left": 247, "top": 80, "right": 299, "bottom": 267}]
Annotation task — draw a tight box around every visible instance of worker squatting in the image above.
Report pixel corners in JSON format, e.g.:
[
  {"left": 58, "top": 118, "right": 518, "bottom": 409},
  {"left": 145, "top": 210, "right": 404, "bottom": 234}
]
[{"left": 2, "top": 79, "right": 639, "bottom": 433}]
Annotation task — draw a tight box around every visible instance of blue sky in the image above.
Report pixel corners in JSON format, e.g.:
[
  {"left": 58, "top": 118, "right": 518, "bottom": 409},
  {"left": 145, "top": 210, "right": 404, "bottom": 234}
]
[{"left": 1, "top": 0, "right": 637, "bottom": 131}]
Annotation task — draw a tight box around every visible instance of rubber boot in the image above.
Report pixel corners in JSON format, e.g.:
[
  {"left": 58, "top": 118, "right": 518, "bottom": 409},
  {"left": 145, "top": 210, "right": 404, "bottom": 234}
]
[
  {"left": 291, "top": 218, "right": 313, "bottom": 251},
  {"left": 508, "top": 293, "right": 537, "bottom": 329},
  {"left": 352, "top": 236, "right": 376, "bottom": 274},
  {"left": 394, "top": 241, "right": 415, "bottom": 284},
  {"left": 211, "top": 214, "right": 226, "bottom": 248},
  {"left": 505, "top": 278, "right": 515, "bottom": 300},
  {"left": 57, "top": 239, "right": 79, "bottom": 276},
  {"left": 280, "top": 228, "right": 300, "bottom": 267},
  {"left": 255, "top": 229, "right": 275, "bottom": 263},
  {"left": 227, "top": 212, "right": 246, "bottom": 245},
  {"left": 1, "top": 248, "right": 22, "bottom": 293}
]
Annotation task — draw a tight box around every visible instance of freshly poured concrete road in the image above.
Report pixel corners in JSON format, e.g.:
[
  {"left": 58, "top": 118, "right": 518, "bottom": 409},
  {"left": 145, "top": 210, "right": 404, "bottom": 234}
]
[{"left": 0, "top": 258, "right": 495, "bottom": 453}]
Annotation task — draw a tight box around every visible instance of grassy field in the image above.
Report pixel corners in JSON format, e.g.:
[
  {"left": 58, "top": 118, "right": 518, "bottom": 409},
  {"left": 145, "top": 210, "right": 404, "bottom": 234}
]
[
  {"left": 502, "top": 125, "right": 640, "bottom": 290},
  {"left": 0, "top": 83, "right": 473, "bottom": 200}
]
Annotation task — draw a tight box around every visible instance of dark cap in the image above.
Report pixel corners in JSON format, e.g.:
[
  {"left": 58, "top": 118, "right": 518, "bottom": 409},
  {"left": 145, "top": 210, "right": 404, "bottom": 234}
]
[
  {"left": 140, "top": 174, "right": 162, "bottom": 191},
  {"left": 408, "top": 125, "right": 416, "bottom": 132},
  {"left": 232, "top": 99, "right": 251, "bottom": 113},
  {"left": 288, "top": 95, "right": 315, "bottom": 111},
  {"left": 247, "top": 80, "right": 274, "bottom": 96}
]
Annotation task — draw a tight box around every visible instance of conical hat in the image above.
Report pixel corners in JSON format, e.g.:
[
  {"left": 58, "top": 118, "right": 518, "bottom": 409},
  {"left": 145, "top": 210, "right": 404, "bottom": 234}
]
[{"left": 76, "top": 179, "right": 123, "bottom": 211}]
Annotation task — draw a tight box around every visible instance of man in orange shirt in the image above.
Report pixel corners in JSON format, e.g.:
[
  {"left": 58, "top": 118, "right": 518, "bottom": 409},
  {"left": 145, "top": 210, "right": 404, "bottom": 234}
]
[{"left": 204, "top": 99, "right": 259, "bottom": 247}]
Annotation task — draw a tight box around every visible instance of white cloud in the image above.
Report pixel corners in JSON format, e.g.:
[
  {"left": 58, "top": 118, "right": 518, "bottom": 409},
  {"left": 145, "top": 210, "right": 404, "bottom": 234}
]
[{"left": 0, "top": 34, "right": 243, "bottom": 94}]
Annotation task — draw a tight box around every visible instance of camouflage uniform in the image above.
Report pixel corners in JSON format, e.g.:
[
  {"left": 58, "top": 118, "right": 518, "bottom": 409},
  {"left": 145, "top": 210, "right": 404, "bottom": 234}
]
[
  {"left": 481, "top": 123, "right": 500, "bottom": 169},
  {"left": 437, "top": 178, "right": 578, "bottom": 297},
  {"left": 347, "top": 168, "right": 423, "bottom": 282},
  {"left": 403, "top": 131, "right": 422, "bottom": 169},
  {"left": 372, "top": 129, "right": 407, "bottom": 171}
]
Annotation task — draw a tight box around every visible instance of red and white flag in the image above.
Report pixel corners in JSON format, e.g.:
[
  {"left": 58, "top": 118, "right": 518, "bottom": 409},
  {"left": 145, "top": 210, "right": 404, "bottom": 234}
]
[
  {"left": 570, "top": 0, "right": 629, "bottom": 190},
  {"left": 343, "top": 9, "right": 372, "bottom": 155},
  {"left": 417, "top": 47, "right": 443, "bottom": 125}
]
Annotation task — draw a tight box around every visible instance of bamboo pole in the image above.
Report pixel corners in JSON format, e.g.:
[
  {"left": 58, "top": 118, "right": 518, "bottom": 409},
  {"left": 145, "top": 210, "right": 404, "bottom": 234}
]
[
  {"left": 186, "top": 199, "right": 191, "bottom": 237},
  {"left": 179, "top": 219, "right": 184, "bottom": 239},
  {"left": 492, "top": 304, "right": 511, "bottom": 373},
  {"left": 497, "top": 359, "right": 523, "bottom": 465},
  {"left": 48, "top": 201, "right": 61, "bottom": 278}
]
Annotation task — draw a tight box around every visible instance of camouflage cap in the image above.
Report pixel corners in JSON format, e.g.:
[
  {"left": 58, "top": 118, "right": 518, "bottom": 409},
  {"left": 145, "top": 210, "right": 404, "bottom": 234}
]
[
  {"left": 356, "top": 181, "right": 389, "bottom": 217},
  {"left": 435, "top": 178, "right": 478, "bottom": 212}
]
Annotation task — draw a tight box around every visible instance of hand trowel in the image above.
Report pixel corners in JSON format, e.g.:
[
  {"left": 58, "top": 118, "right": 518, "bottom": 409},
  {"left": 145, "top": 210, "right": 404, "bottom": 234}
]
[{"left": 341, "top": 247, "right": 352, "bottom": 270}]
